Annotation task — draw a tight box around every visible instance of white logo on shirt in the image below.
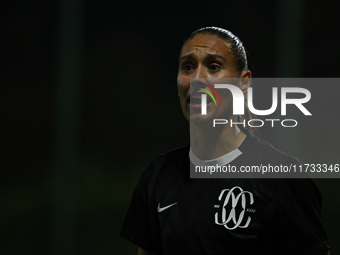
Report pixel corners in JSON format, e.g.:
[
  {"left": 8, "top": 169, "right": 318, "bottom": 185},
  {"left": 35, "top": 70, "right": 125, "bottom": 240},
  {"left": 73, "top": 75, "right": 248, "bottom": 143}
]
[
  {"left": 157, "top": 202, "right": 177, "bottom": 213},
  {"left": 214, "top": 186, "right": 254, "bottom": 230}
]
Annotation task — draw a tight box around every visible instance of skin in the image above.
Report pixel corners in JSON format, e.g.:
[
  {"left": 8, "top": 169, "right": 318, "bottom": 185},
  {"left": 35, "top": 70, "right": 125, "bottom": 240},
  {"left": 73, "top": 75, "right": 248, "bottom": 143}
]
[
  {"left": 177, "top": 33, "right": 251, "bottom": 160},
  {"left": 136, "top": 33, "right": 330, "bottom": 255}
]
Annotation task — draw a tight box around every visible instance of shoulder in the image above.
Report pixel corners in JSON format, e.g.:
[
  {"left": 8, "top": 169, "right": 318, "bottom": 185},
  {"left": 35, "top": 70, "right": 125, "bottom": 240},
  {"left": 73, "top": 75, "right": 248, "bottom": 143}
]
[
  {"left": 151, "top": 145, "right": 190, "bottom": 169},
  {"left": 140, "top": 145, "right": 189, "bottom": 180},
  {"left": 244, "top": 134, "right": 323, "bottom": 201},
  {"left": 158, "top": 145, "right": 190, "bottom": 160}
]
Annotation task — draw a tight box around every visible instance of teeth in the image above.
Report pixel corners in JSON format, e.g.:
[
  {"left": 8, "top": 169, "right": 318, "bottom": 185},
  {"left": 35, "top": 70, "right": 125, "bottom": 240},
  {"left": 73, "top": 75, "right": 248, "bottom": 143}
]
[{"left": 192, "top": 94, "right": 203, "bottom": 99}]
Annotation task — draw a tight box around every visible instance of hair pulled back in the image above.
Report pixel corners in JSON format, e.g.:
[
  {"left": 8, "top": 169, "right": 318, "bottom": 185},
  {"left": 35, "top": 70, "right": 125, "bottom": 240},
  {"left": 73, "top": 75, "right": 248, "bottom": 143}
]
[{"left": 186, "top": 26, "right": 248, "bottom": 72}]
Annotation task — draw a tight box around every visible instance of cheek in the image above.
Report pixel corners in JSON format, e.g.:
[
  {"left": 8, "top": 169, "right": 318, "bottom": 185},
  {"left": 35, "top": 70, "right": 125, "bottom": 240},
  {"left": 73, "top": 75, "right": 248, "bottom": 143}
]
[{"left": 177, "top": 75, "right": 190, "bottom": 96}]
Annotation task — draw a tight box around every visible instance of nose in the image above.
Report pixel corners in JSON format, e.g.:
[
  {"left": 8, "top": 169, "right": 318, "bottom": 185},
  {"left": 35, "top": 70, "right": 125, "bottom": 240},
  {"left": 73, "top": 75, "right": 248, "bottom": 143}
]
[{"left": 193, "top": 65, "right": 208, "bottom": 79}]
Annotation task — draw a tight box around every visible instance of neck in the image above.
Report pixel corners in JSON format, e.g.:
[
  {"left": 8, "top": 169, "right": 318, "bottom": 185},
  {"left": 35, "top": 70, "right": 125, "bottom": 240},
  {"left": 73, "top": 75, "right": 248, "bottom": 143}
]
[{"left": 190, "top": 119, "right": 246, "bottom": 160}]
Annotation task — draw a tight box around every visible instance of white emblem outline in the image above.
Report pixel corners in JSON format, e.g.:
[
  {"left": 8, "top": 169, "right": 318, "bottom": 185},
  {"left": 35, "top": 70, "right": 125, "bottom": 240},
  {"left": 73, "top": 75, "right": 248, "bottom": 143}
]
[{"left": 214, "top": 186, "right": 254, "bottom": 230}]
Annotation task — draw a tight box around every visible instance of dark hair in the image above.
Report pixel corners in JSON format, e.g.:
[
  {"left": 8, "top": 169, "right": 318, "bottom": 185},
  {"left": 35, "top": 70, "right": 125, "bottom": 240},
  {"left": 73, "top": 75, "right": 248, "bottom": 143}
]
[{"left": 186, "top": 26, "right": 248, "bottom": 72}]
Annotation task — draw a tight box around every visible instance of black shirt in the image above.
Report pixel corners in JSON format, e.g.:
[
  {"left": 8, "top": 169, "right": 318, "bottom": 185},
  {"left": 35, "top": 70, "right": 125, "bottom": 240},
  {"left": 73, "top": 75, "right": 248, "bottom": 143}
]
[{"left": 121, "top": 133, "right": 330, "bottom": 255}]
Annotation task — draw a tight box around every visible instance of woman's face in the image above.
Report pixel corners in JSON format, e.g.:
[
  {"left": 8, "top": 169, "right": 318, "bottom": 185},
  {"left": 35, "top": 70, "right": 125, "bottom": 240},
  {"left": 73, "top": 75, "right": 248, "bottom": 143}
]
[{"left": 177, "top": 33, "right": 248, "bottom": 122}]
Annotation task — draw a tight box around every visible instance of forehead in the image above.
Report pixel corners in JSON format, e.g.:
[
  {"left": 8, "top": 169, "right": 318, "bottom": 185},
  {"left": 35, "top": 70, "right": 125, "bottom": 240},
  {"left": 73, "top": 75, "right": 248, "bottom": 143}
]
[{"left": 180, "top": 34, "right": 232, "bottom": 58}]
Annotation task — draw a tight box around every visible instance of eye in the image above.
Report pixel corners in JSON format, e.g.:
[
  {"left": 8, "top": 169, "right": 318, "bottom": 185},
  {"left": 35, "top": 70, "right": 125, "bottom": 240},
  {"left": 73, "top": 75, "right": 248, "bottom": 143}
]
[
  {"left": 208, "top": 64, "right": 221, "bottom": 71},
  {"left": 181, "top": 63, "right": 195, "bottom": 72}
]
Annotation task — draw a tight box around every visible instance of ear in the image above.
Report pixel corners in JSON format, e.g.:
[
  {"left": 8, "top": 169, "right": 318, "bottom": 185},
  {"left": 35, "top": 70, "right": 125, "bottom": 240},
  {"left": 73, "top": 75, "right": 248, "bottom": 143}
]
[{"left": 239, "top": 70, "right": 252, "bottom": 93}]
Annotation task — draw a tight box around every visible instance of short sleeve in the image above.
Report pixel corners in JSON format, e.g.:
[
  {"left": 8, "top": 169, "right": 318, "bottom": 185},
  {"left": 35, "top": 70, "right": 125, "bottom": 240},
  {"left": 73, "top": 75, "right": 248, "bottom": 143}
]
[
  {"left": 274, "top": 179, "right": 330, "bottom": 254},
  {"left": 120, "top": 163, "right": 156, "bottom": 253}
]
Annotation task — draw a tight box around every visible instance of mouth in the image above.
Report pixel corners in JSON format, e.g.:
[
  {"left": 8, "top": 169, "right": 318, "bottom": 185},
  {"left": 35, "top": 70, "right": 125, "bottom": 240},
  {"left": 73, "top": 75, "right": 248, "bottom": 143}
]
[{"left": 188, "top": 92, "right": 214, "bottom": 108}]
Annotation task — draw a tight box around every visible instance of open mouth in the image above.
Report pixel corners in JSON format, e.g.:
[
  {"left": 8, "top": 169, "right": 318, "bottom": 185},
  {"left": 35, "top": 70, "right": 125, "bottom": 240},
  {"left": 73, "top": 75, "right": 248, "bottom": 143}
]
[{"left": 189, "top": 93, "right": 214, "bottom": 106}]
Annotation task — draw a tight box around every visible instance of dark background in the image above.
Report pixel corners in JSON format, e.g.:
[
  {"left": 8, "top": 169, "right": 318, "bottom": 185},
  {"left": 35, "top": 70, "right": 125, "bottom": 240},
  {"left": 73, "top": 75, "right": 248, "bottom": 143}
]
[{"left": 1, "top": 0, "right": 340, "bottom": 254}]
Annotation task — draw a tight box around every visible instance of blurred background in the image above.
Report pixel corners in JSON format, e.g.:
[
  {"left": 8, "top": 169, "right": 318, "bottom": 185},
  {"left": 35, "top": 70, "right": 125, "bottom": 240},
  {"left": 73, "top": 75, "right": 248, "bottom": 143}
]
[{"left": 1, "top": 0, "right": 339, "bottom": 254}]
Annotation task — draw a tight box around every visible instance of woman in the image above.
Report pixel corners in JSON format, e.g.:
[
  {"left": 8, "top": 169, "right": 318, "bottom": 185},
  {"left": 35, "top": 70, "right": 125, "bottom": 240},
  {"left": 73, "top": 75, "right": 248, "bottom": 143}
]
[{"left": 121, "top": 27, "right": 330, "bottom": 255}]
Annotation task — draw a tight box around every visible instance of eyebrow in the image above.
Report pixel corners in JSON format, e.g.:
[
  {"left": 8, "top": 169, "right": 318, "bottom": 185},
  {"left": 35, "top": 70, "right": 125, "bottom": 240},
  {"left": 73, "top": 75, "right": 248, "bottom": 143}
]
[
  {"left": 179, "top": 53, "right": 194, "bottom": 62},
  {"left": 179, "top": 53, "right": 226, "bottom": 62}
]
